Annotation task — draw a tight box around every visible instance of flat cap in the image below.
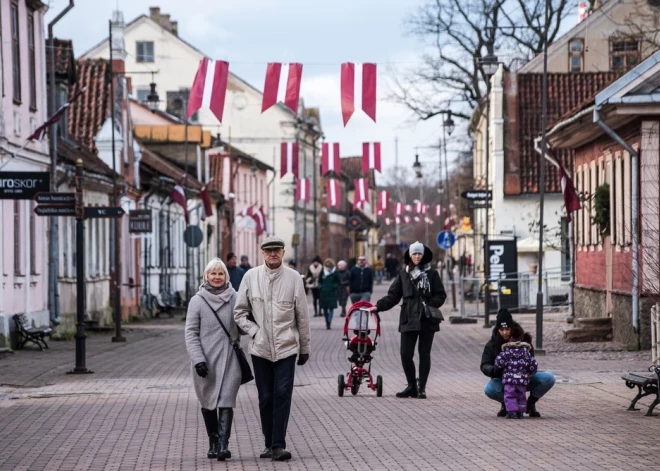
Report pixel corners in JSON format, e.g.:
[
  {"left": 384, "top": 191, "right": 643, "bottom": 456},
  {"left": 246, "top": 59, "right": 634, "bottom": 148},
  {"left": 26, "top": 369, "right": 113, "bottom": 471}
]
[{"left": 261, "top": 236, "right": 285, "bottom": 250}]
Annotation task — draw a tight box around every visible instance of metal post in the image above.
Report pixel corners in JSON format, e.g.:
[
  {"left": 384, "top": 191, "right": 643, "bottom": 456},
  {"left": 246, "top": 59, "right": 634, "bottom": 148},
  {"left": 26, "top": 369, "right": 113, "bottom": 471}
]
[
  {"left": 443, "top": 125, "right": 457, "bottom": 311},
  {"left": 535, "top": 0, "right": 550, "bottom": 353},
  {"left": 313, "top": 135, "right": 319, "bottom": 256},
  {"left": 568, "top": 220, "right": 574, "bottom": 318},
  {"left": 184, "top": 108, "right": 190, "bottom": 304},
  {"left": 109, "top": 20, "right": 125, "bottom": 343},
  {"left": 68, "top": 160, "right": 92, "bottom": 374},
  {"left": 483, "top": 94, "right": 492, "bottom": 327}
]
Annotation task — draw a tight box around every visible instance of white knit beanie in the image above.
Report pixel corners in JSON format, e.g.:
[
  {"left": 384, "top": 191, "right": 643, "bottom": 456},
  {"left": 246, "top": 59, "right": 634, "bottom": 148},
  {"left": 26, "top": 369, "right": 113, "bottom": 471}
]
[{"left": 410, "top": 241, "right": 424, "bottom": 255}]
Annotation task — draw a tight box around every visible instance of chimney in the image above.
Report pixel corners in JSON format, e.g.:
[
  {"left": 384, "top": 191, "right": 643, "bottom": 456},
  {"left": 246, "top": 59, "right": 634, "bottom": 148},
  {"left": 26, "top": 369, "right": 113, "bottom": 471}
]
[
  {"left": 110, "top": 10, "right": 127, "bottom": 73},
  {"left": 149, "top": 7, "right": 161, "bottom": 22},
  {"left": 160, "top": 13, "right": 171, "bottom": 27},
  {"left": 170, "top": 20, "right": 178, "bottom": 36}
]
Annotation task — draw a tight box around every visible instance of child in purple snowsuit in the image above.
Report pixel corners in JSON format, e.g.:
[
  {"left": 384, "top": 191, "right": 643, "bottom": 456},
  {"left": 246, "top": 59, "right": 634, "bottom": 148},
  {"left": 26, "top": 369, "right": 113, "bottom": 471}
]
[{"left": 495, "top": 327, "right": 538, "bottom": 419}]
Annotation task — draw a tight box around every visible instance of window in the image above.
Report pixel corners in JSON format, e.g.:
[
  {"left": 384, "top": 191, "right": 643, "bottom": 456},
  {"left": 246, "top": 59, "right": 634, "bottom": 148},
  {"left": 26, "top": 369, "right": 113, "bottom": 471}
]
[
  {"left": 610, "top": 39, "right": 640, "bottom": 72},
  {"left": 14, "top": 200, "right": 21, "bottom": 274},
  {"left": 136, "top": 41, "right": 154, "bottom": 63},
  {"left": 27, "top": 11, "right": 36, "bottom": 110},
  {"left": 136, "top": 87, "right": 149, "bottom": 102},
  {"left": 30, "top": 201, "right": 36, "bottom": 274},
  {"left": 569, "top": 39, "right": 584, "bottom": 73},
  {"left": 10, "top": 0, "right": 21, "bottom": 103}
]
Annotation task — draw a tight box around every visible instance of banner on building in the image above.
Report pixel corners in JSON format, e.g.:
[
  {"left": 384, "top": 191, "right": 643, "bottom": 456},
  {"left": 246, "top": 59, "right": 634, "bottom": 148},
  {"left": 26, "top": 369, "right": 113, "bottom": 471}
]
[{"left": 486, "top": 238, "right": 519, "bottom": 313}]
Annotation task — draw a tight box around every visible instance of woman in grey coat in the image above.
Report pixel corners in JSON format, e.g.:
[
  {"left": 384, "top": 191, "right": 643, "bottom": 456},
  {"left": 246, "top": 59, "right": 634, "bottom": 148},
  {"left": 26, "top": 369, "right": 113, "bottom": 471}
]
[{"left": 185, "top": 258, "right": 243, "bottom": 461}]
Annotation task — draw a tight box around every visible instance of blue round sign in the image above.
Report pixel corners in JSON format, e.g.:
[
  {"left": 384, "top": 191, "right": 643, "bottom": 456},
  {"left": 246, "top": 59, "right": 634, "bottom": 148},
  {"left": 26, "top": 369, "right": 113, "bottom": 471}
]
[
  {"left": 398, "top": 242, "right": 409, "bottom": 252},
  {"left": 437, "top": 231, "right": 456, "bottom": 250}
]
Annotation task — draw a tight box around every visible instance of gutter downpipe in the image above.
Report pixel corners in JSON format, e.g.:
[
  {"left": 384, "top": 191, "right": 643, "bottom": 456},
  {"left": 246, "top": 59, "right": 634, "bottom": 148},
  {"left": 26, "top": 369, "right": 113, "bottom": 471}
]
[
  {"left": 47, "top": 0, "right": 75, "bottom": 326},
  {"left": 594, "top": 107, "right": 640, "bottom": 344}
]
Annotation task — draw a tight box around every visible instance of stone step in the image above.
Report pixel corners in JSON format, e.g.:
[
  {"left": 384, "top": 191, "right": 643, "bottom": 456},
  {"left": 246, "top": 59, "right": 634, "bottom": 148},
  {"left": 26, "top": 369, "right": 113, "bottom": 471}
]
[
  {"left": 564, "top": 327, "right": 613, "bottom": 343},
  {"left": 574, "top": 317, "right": 612, "bottom": 329}
]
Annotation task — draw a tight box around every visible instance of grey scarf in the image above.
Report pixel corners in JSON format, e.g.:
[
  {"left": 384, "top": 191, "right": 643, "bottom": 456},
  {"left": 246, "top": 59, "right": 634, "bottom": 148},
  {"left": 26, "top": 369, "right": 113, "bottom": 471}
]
[{"left": 409, "top": 263, "right": 432, "bottom": 294}]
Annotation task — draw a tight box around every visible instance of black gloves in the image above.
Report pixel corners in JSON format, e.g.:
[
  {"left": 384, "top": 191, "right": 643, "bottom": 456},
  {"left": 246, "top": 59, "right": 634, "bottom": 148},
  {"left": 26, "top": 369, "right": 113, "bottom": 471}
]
[
  {"left": 195, "top": 362, "right": 208, "bottom": 378},
  {"left": 297, "top": 353, "right": 309, "bottom": 366},
  {"left": 492, "top": 366, "right": 503, "bottom": 378}
]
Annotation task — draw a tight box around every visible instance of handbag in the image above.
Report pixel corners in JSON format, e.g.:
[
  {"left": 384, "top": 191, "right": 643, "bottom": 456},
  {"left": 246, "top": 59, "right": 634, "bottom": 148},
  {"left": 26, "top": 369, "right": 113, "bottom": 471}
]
[
  {"left": 409, "top": 274, "right": 445, "bottom": 324},
  {"left": 200, "top": 297, "right": 254, "bottom": 385}
]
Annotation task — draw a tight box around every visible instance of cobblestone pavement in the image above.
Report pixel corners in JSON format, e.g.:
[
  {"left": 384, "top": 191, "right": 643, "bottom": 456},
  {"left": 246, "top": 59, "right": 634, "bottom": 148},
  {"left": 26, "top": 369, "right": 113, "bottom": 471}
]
[{"left": 0, "top": 284, "right": 658, "bottom": 471}]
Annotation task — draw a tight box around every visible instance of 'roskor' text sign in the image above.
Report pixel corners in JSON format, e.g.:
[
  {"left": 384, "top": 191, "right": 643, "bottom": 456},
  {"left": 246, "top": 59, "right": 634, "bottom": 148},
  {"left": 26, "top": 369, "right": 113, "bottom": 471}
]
[{"left": 0, "top": 172, "right": 50, "bottom": 199}]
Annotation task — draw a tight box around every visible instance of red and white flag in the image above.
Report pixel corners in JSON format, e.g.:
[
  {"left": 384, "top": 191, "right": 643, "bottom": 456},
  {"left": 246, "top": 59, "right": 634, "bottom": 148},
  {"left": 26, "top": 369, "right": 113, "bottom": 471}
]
[
  {"left": 434, "top": 205, "right": 442, "bottom": 217},
  {"left": 394, "top": 202, "right": 404, "bottom": 216},
  {"left": 414, "top": 201, "right": 424, "bottom": 214},
  {"left": 385, "top": 217, "right": 391, "bottom": 226},
  {"left": 444, "top": 217, "right": 456, "bottom": 230},
  {"left": 578, "top": 2, "right": 588, "bottom": 22},
  {"left": 280, "top": 142, "right": 299, "bottom": 178},
  {"left": 199, "top": 185, "right": 213, "bottom": 221},
  {"left": 297, "top": 178, "right": 310, "bottom": 203},
  {"left": 169, "top": 184, "right": 189, "bottom": 224},
  {"left": 28, "top": 87, "right": 87, "bottom": 141},
  {"left": 424, "top": 217, "right": 432, "bottom": 224},
  {"left": 353, "top": 178, "right": 370, "bottom": 209},
  {"left": 326, "top": 179, "right": 341, "bottom": 208},
  {"left": 321, "top": 143, "right": 341, "bottom": 176},
  {"left": 187, "top": 58, "right": 229, "bottom": 122},
  {"left": 340, "top": 62, "right": 377, "bottom": 126},
  {"left": 414, "top": 216, "right": 420, "bottom": 222},
  {"left": 254, "top": 206, "right": 267, "bottom": 235},
  {"left": 395, "top": 216, "right": 401, "bottom": 225},
  {"left": 362, "top": 142, "right": 381, "bottom": 174},
  {"left": 544, "top": 149, "right": 582, "bottom": 221},
  {"left": 404, "top": 216, "right": 411, "bottom": 224},
  {"left": 262, "top": 62, "right": 303, "bottom": 114},
  {"left": 377, "top": 190, "right": 389, "bottom": 213}
]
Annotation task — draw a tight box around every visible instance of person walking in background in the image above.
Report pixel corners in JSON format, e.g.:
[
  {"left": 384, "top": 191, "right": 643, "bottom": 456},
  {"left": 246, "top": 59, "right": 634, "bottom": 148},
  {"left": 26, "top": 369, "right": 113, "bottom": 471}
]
[
  {"left": 373, "top": 255, "right": 384, "bottom": 284},
  {"left": 234, "top": 236, "right": 311, "bottom": 461},
  {"left": 305, "top": 256, "right": 323, "bottom": 317},
  {"left": 337, "top": 260, "right": 351, "bottom": 317},
  {"left": 385, "top": 253, "right": 399, "bottom": 281},
  {"left": 370, "top": 242, "right": 446, "bottom": 399},
  {"left": 349, "top": 255, "right": 374, "bottom": 303},
  {"left": 226, "top": 253, "right": 245, "bottom": 291},
  {"left": 240, "top": 255, "right": 253, "bottom": 271},
  {"left": 185, "top": 259, "right": 243, "bottom": 461},
  {"left": 319, "top": 258, "right": 341, "bottom": 329},
  {"left": 495, "top": 326, "right": 538, "bottom": 419}
]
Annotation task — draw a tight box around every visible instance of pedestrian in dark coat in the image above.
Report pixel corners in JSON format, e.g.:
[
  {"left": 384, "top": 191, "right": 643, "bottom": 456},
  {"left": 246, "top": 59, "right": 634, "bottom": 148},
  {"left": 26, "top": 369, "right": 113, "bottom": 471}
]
[
  {"left": 481, "top": 309, "right": 555, "bottom": 418},
  {"left": 349, "top": 255, "right": 374, "bottom": 303},
  {"left": 371, "top": 242, "right": 446, "bottom": 399},
  {"left": 185, "top": 258, "right": 243, "bottom": 461},
  {"left": 337, "top": 260, "right": 350, "bottom": 317},
  {"left": 319, "top": 258, "right": 341, "bottom": 329},
  {"left": 226, "top": 252, "right": 245, "bottom": 291}
]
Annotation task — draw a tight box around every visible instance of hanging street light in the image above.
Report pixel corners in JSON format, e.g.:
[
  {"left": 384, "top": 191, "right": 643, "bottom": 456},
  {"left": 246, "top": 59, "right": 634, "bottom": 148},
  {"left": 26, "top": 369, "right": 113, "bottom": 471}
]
[
  {"left": 146, "top": 82, "right": 160, "bottom": 112},
  {"left": 444, "top": 110, "right": 455, "bottom": 136}
]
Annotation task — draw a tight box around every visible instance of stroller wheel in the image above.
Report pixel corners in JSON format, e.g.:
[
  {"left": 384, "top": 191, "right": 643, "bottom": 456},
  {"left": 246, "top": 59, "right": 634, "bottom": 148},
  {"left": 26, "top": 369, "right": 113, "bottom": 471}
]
[
  {"left": 338, "top": 375, "right": 345, "bottom": 397},
  {"left": 351, "top": 381, "right": 359, "bottom": 396},
  {"left": 376, "top": 375, "right": 383, "bottom": 397}
]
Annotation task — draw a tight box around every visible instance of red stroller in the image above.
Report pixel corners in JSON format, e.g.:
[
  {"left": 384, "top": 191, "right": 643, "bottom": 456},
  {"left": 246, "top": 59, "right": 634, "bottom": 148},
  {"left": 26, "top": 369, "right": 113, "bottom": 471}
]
[{"left": 338, "top": 301, "right": 383, "bottom": 397}]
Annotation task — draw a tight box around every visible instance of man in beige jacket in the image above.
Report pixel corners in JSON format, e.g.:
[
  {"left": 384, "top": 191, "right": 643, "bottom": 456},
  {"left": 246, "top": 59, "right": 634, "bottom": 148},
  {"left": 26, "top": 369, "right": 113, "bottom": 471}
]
[{"left": 234, "top": 236, "right": 311, "bottom": 462}]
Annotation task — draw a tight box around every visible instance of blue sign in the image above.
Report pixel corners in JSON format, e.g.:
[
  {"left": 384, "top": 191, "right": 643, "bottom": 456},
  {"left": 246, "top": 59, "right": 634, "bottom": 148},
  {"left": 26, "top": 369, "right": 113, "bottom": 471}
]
[
  {"left": 437, "top": 231, "right": 456, "bottom": 250},
  {"left": 398, "top": 242, "right": 409, "bottom": 252}
]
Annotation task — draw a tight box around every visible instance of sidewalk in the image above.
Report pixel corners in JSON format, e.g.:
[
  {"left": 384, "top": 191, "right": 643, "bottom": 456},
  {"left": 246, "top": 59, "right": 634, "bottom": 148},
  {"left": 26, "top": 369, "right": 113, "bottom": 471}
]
[{"left": 0, "top": 283, "right": 657, "bottom": 470}]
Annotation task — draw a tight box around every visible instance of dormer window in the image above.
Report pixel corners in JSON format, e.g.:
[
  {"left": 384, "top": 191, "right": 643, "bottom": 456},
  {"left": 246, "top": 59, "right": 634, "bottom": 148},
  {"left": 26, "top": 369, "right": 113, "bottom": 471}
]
[{"left": 569, "top": 39, "right": 584, "bottom": 73}]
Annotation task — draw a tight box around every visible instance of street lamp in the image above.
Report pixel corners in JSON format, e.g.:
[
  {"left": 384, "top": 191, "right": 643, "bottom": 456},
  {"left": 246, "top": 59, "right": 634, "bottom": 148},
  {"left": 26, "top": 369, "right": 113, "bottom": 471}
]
[
  {"left": 413, "top": 153, "right": 423, "bottom": 182},
  {"left": 444, "top": 110, "right": 455, "bottom": 137},
  {"left": 146, "top": 82, "right": 159, "bottom": 112}
]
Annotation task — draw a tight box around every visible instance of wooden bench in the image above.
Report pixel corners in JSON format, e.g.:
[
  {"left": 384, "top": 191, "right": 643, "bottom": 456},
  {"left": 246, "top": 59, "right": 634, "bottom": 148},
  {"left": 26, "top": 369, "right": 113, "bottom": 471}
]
[
  {"left": 622, "top": 365, "right": 660, "bottom": 416},
  {"left": 12, "top": 314, "right": 52, "bottom": 351}
]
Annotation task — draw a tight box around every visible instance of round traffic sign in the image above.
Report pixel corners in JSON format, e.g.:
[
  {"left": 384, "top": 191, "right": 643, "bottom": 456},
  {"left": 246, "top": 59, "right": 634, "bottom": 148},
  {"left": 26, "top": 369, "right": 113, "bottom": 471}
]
[
  {"left": 398, "top": 242, "right": 409, "bottom": 252},
  {"left": 436, "top": 231, "right": 456, "bottom": 250},
  {"left": 184, "top": 225, "right": 204, "bottom": 248}
]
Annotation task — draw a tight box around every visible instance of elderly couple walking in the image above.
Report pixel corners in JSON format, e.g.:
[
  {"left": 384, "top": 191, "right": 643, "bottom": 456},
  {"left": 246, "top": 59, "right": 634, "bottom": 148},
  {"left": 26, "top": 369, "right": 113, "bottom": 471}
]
[{"left": 184, "top": 236, "right": 311, "bottom": 462}]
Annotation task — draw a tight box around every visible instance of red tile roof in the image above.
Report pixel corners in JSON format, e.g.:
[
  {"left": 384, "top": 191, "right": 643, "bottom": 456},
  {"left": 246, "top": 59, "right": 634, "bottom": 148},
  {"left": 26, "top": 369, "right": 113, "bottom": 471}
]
[
  {"left": 68, "top": 59, "right": 111, "bottom": 153},
  {"left": 518, "top": 72, "right": 619, "bottom": 193},
  {"left": 341, "top": 156, "right": 376, "bottom": 188},
  {"left": 46, "top": 38, "right": 76, "bottom": 82}
]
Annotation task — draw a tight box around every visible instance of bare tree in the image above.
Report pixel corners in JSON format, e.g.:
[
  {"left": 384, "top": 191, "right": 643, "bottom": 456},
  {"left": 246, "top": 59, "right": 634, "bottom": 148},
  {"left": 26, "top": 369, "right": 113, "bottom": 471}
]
[{"left": 390, "top": 0, "right": 575, "bottom": 121}]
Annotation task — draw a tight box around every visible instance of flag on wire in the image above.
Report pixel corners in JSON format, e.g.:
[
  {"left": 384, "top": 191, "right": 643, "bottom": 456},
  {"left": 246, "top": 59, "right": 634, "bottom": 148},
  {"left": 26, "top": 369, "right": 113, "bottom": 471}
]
[
  {"left": 404, "top": 216, "right": 411, "bottom": 224},
  {"left": 414, "top": 216, "right": 420, "bottom": 222},
  {"left": 395, "top": 202, "right": 404, "bottom": 216},
  {"left": 28, "top": 87, "right": 87, "bottom": 141},
  {"left": 544, "top": 149, "right": 582, "bottom": 221},
  {"left": 395, "top": 216, "right": 401, "bottom": 224},
  {"left": 326, "top": 179, "right": 341, "bottom": 208},
  {"left": 353, "top": 178, "right": 370, "bottom": 209},
  {"left": 254, "top": 206, "right": 267, "bottom": 235},
  {"left": 199, "top": 185, "right": 213, "bottom": 221},
  {"left": 385, "top": 217, "right": 391, "bottom": 226},
  {"left": 170, "top": 184, "right": 189, "bottom": 224},
  {"left": 340, "top": 62, "right": 377, "bottom": 126},
  {"left": 414, "top": 201, "right": 423, "bottom": 214},
  {"left": 434, "top": 205, "right": 442, "bottom": 217},
  {"left": 297, "top": 178, "right": 310, "bottom": 203},
  {"left": 424, "top": 216, "right": 432, "bottom": 224},
  {"left": 187, "top": 58, "right": 229, "bottom": 122},
  {"left": 377, "top": 190, "right": 389, "bottom": 213},
  {"left": 280, "top": 142, "right": 299, "bottom": 178},
  {"left": 262, "top": 62, "right": 303, "bottom": 114},
  {"left": 362, "top": 142, "right": 381, "bottom": 174},
  {"left": 321, "top": 142, "right": 341, "bottom": 176}
]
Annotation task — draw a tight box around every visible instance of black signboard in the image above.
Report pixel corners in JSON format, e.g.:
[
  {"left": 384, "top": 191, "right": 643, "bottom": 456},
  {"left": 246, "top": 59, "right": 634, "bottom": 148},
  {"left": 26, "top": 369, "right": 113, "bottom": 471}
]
[
  {"left": 0, "top": 172, "right": 50, "bottom": 200},
  {"left": 486, "top": 238, "right": 519, "bottom": 313},
  {"left": 34, "top": 205, "right": 76, "bottom": 216},
  {"left": 129, "top": 209, "right": 153, "bottom": 233},
  {"left": 469, "top": 203, "right": 491, "bottom": 210},
  {"left": 84, "top": 207, "right": 125, "bottom": 218},
  {"left": 34, "top": 192, "right": 75, "bottom": 205},
  {"left": 461, "top": 189, "right": 492, "bottom": 200}
]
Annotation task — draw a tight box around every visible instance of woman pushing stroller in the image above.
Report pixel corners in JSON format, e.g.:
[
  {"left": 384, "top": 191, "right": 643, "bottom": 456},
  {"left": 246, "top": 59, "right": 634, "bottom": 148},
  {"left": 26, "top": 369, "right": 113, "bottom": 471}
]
[{"left": 369, "top": 242, "right": 446, "bottom": 399}]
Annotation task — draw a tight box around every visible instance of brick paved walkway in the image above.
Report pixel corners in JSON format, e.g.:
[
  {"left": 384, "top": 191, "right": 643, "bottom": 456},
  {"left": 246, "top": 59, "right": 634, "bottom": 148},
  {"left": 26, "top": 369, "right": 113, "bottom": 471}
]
[{"left": 0, "top": 284, "right": 657, "bottom": 471}]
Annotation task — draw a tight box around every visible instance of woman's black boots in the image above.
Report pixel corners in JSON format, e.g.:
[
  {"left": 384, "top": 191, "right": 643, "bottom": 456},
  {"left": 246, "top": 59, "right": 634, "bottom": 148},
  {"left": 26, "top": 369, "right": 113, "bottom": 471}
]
[
  {"left": 200, "top": 408, "right": 219, "bottom": 459},
  {"left": 217, "top": 408, "right": 234, "bottom": 461}
]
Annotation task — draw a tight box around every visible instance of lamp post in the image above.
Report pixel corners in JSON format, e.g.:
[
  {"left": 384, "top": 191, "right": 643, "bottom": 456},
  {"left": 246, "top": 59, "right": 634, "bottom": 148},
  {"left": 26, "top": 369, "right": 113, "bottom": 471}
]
[
  {"left": 442, "top": 111, "right": 457, "bottom": 311},
  {"left": 479, "top": 53, "right": 498, "bottom": 328}
]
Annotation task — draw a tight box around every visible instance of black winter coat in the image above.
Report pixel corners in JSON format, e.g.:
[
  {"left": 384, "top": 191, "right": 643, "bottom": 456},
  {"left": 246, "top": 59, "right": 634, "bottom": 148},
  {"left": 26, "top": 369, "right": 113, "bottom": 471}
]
[
  {"left": 349, "top": 266, "right": 374, "bottom": 294},
  {"left": 375, "top": 246, "right": 447, "bottom": 333},
  {"left": 480, "top": 323, "right": 535, "bottom": 378}
]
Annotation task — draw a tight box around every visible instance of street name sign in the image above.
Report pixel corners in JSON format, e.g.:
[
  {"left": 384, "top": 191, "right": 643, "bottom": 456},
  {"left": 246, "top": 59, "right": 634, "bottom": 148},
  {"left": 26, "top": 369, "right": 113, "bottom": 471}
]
[
  {"left": 128, "top": 209, "right": 153, "bottom": 233},
  {"left": 34, "top": 205, "right": 76, "bottom": 216},
  {"left": 469, "top": 203, "right": 492, "bottom": 210},
  {"left": 461, "top": 189, "right": 492, "bottom": 200},
  {"left": 84, "top": 207, "right": 125, "bottom": 218},
  {"left": 0, "top": 172, "right": 50, "bottom": 199},
  {"left": 34, "top": 192, "right": 75, "bottom": 204}
]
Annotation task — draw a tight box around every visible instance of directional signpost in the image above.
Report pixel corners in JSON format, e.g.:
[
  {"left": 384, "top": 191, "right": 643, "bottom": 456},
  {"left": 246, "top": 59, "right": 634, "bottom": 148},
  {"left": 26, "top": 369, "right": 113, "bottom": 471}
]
[
  {"left": 469, "top": 203, "right": 492, "bottom": 210},
  {"left": 84, "top": 206, "right": 125, "bottom": 219},
  {"left": 461, "top": 189, "right": 492, "bottom": 201}
]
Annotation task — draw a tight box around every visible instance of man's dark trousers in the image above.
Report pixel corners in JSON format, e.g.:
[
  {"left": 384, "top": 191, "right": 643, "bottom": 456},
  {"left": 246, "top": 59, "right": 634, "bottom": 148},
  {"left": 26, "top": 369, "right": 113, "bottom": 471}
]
[{"left": 252, "top": 354, "right": 297, "bottom": 449}]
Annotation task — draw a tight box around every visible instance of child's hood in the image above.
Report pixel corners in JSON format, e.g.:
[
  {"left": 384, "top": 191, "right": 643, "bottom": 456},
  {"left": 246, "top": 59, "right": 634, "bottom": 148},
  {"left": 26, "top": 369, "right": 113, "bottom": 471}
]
[{"left": 502, "top": 341, "right": 532, "bottom": 351}]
